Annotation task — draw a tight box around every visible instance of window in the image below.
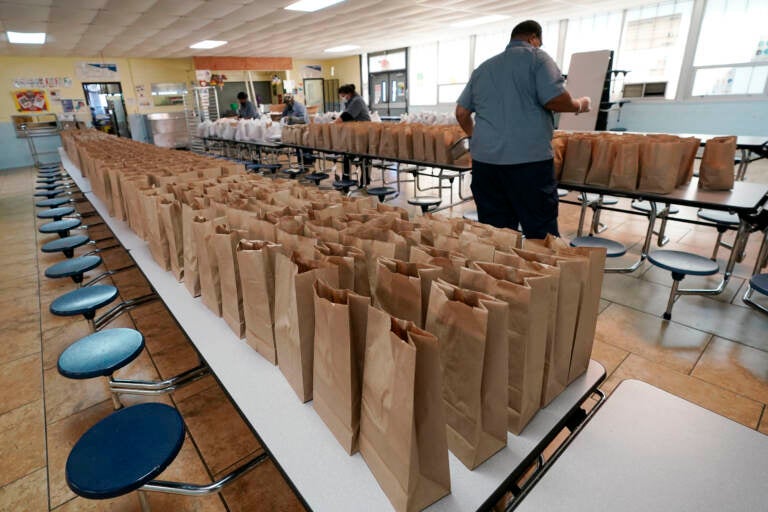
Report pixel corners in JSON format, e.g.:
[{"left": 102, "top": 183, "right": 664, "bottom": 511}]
[
  {"left": 409, "top": 43, "right": 438, "bottom": 106},
  {"left": 474, "top": 22, "right": 561, "bottom": 70},
  {"left": 615, "top": 0, "right": 694, "bottom": 99},
  {"left": 437, "top": 37, "right": 470, "bottom": 104},
  {"left": 562, "top": 12, "right": 623, "bottom": 73},
  {"left": 691, "top": 0, "right": 768, "bottom": 96},
  {"left": 474, "top": 31, "right": 509, "bottom": 69},
  {"left": 369, "top": 50, "right": 406, "bottom": 73},
  {"left": 438, "top": 37, "right": 470, "bottom": 84}
]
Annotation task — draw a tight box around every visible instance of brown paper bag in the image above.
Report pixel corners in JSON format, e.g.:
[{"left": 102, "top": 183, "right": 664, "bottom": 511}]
[
  {"left": 409, "top": 245, "right": 467, "bottom": 286},
  {"left": 368, "top": 124, "right": 383, "bottom": 155},
  {"left": 313, "top": 280, "right": 370, "bottom": 454},
  {"left": 273, "top": 253, "right": 340, "bottom": 402},
  {"left": 359, "top": 307, "right": 450, "bottom": 512},
  {"left": 412, "top": 126, "right": 427, "bottom": 162},
  {"left": 316, "top": 242, "right": 371, "bottom": 297},
  {"left": 397, "top": 125, "right": 414, "bottom": 161},
  {"left": 158, "top": 198, "right": 184, "bottom": 282},
  {"left": 560, "top": 136, "right": 592, "bottom": 184},
  {"left": 425, "top": 281, "right": 508, "bottom": 469},
  {"left": 552, "top": 136, "right": 568, "bottom": 180},
  {"left": 524, "top": 236, "right": 606, "bottom": 384},
  {"left": 638, "top": 142, "right": 685, "bottom": 194},
  {"left": 212, "top": 225, "right": 246, "bottom": 338},
  {"left": 499, "top": 248, "right": 583, "bottom": 405},
  {"left": 181, "top": 204, "right": 202, "bottom": 297},
  {"left": 585, "top": 137, "right": 615, "bottom": 187},
  {"left": 699, "top": 136, "right": 737, "bottom": 190},
  {"left": 608, "top": 141, "right": 640, "bottom": 191},
  {"left": 460, "top": 263, "right": 554, "bottom": 434},
  {"left": 379, "top": 126, "right": 399, "bottom": 159},
  {"left": 141, "top": 190, "right": 171, "bottom": 270},
  {"left": 192, "top": 216, "right": 223, "bottom": 316},
  {"left": 373, "top": 258, "right": 442, "bottom": 328},
  {"left": 237, "top": 240, "right": 284, "bottom": 364},
  {"left": 677, "top": 137, "right": 701, "bottom": 186}
]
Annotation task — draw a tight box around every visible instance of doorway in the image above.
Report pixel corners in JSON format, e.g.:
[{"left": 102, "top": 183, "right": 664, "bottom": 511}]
[
  {"left": 304, "top": 78, "right": 325, "bottom": 114},
  {"left": 369, "top": 71, "right": 407, "bottom": 117},
  {"left": 82, "top": 82, "right": 131, "bottom": 138}
]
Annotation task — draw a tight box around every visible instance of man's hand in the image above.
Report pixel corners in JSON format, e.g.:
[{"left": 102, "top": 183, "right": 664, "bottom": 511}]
[
  {"left": 574, "top": 96, "right": 591, "bottom": 115},
  {"left": 545, "top": 92, "right": 591, "bottom": 114},
  {"left": 455, "top": 105, "right": 474, "bottom": 138}
]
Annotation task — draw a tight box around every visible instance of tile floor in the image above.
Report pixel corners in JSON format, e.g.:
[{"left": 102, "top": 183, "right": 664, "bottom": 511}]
[
  {"left": 0, "top": 168, "right": 304, "bottom": 511},
  {"left": 1, "top": 156, "right": 767, "bottom": 511}
]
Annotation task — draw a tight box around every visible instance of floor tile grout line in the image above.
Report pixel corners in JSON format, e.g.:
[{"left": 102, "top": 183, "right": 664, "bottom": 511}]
[
  {"left": 688, "top": 333, "right": 715, "bottom": 376},
  {"left": 757, "top": 405, "right": 766, "bottom": 433}
]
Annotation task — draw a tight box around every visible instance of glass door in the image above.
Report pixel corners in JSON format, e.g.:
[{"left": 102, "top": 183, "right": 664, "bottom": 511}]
[
  {"left": 389, "top": 71, "right": 407, "bottom": 116},
  {"left": 82, "top": 82, "right": 131, "bottom": 138},
  {"left": 370, "top": 72, "right": 389, "bottom": 111}
]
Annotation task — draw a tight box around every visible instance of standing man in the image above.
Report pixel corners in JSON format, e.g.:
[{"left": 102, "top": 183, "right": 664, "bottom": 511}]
[
  {"left": 456, "top": 20, "right": 590, "bottom": 239},
  {"left": 236, "top": 92, "right": 260, "bottom": 119},
  {"left": 281, "top": 94, "right": 309, "bottom": 124}
]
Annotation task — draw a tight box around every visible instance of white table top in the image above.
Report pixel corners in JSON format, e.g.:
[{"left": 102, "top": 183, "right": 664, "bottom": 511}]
[
  {"left": 515, "top": 380, "right": 768, "bottom": 512},
  {"left": 59, "top": 146, "right": 607, "bottom": 511}
]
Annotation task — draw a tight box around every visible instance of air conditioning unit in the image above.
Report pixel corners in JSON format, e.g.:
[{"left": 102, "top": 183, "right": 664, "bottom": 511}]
[{"left": 622, "top": 82, "right": 667, "bottom": 98}]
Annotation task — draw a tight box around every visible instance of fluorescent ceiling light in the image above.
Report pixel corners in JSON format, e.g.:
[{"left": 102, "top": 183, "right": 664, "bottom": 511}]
[
  {"left": 7, "top": 31, "right": 46, "bottom": 44},
  {"left": 189, "top": 40, "right": 227, "bottom": 49},
  {"left": 451, "top": 15, "right": 509, "bottom": 28},
  {"left": 324, "top": 45, "right": 360, "bottom": 53},
  {"left": 285, "top": 0, "right": 344, "bottom": 13}
]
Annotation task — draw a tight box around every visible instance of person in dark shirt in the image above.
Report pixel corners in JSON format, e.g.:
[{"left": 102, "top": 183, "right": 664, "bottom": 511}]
[
  {"left": 334, "top": 84, "right": 371, "bottom": 123},
  {"left": 236, "top": 91, "right": 260, "bottom": 119}
]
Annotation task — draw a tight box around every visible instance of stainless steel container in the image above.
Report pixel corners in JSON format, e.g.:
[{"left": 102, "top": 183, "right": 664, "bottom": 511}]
[{"left": 146, "top": 112, "right": 189, "bottom": 149}]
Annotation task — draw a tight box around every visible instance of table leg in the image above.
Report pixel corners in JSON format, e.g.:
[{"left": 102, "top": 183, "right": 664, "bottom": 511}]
[{"left": 640, "top": 202, "right": 657, "bottom": 259}]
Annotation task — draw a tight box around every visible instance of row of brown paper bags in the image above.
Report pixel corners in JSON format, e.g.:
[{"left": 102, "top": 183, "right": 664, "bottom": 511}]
[
  {"left": 144, "top": 195, "right": 603, "bottom": 511},
  {"left": 183, "top": 229, "right": 603, "bottom": 512},
  {"left": 282, "top": 122, "right": 470, "bottom": 166},
  {"left": 554, "top": 132, "right": 737, "bottom": 193}
]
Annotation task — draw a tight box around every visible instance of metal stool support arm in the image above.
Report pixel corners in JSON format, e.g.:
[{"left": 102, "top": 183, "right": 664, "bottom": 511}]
[
  {"left": 109, "top": 364, "right": 210, "bottom": 393},
  {"left": 141, "top": 452, "right": 269, "bottom": 496}
]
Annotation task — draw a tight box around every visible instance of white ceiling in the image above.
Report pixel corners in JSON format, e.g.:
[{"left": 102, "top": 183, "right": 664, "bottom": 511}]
[{"left": 0, "top": 0, "right": 655, "bottom": 60}]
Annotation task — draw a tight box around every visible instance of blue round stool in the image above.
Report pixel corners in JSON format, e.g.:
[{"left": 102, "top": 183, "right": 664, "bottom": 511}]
[
  {"left": 750, "top": 274, "right": 768, "bottom": 296},
  {"left": 38, "top": 206, "right": 76, "bottom": 221},
  {"left": 367, "top": 186, "right": 397, "bottom": 203},
  {"left": 408, "top": 196, "right": 442, "bottom": 213},
  {"left": 37, "top": 197, "right": 72, "bottom": 208},
  {"left": 697, "top": 209, "right": 740, "bottom": 261},
  {"left": 332, "top": 178, "right": 357, "bottom": 194},
  {"left": 39, "top": 218, "right": 82, "bottom": 238},
  {"left": 34, "top": 189, "right": 66, "bottom": 198},
  {"left": 648, "top": 250, "right": 720, "bottom": 320},
  {"left": 305, "top": 172, "right": 329, "bottom": 186},
  {"left": 45, "top": 255, "right": 102, "bottom": 284},
  {"left": 58, "top": 328, "right": 145, "bottom": 380},
  {"left": 66, "top": 403, "right": 185, "bottom": 500},
  {"left": 41, "top": 235, "right": 91, "bottom": 258},
  {"left": 570, "top": 236, "right": 627, "bottom": 257},
  {"left": 36, "top": 183, "right": 69, "bottom": 191},
  {"left": 581, "top": 194, "right": 619, "bottom": 205},
  {"left": 50, "top": 285, "right": 119, "bottom": 320},
  {"left": 632, "top": 201, "right": 680, "bottom": 215}
]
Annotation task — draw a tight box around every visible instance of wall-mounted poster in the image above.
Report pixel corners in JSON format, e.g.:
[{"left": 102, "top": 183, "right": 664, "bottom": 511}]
[
  {"left": 61, "top": 99, "right": 75, "bottom": 113},
  {"left": 13, "top": 90, "right": 49, "bottom": 112},
  {"left": 49, "top": 89, "right": 61, "bottom": 101},
  {"left": 302, "top": 64, "right": 322, "bottom": 78},
  {"left": 76, "top": 62, "right": 119, "bottom": 80}
]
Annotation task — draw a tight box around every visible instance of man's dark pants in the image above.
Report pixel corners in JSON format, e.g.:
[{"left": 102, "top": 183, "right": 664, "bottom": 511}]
[{"left": 470, "top": 158, "right": 560, "bottom": 240}]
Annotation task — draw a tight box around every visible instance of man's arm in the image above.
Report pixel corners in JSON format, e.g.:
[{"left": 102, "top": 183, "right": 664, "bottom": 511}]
[
  {"left": 455, "top": 105, "right": 474, "bottom": 138},
  {"left": 545, "top": 92, "right": 590, "bottom": 114}
]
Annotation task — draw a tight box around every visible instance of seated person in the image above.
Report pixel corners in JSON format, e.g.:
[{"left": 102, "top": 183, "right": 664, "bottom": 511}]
[
  {"left": 236, "top": 92, "right": 260, "bottom": 119},
  {"left": 281, "top": 94, "right": 308, "bottom": 124}
]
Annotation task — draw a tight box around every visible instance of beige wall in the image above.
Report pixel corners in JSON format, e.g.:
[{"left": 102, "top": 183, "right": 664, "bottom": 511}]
[
  {"left": 0, "top": 56, "right": 195, "bottom": 123},
  {"left": 287, "top": 56, "right": 361, "bottom": 102}
]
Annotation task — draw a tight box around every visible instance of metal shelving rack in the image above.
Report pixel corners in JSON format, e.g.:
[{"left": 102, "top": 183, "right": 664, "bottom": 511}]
[
  {"left": 184, "top": 86, "right": 220, "bottom": 154},
  {"left": 13, "top": 114, "right": 62, "bottom": 168}
]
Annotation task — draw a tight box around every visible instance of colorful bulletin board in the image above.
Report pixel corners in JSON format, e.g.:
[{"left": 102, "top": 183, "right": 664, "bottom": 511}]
[{"left": 13, "top": 89, "right": 49, "bottom": 112}]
